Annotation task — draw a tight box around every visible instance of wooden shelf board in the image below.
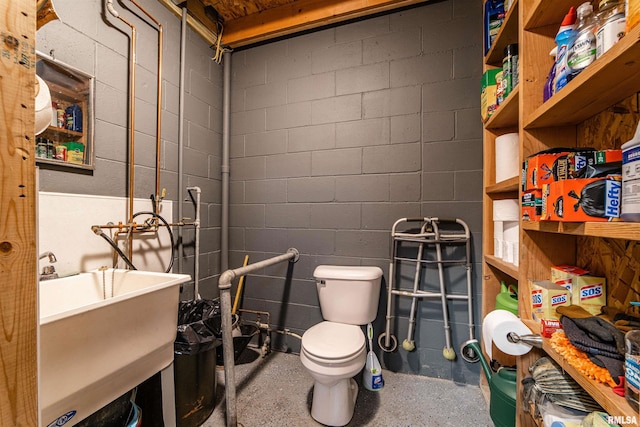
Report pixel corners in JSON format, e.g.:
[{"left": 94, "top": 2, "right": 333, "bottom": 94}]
[
  {"left": 485, "top": 254, "right": 519, "bottom": 279},
  {"left": 485, "top": 0, "right": 519, "bottom": 67},
  {"left": 521, "top": 319, "right": 637, "bottom": 420},
  {"left": 485, "top": 85, "right": 520, "bottom": 130},
  {"left": 523, "top": 0, "right": 575, "bottom": 30},
  {"left": 524, "top": 26, "right": 640, "bottom": 129},
  {"left": 486, "top": 176, "right": 520, "bottom": 195},
  {"left": 522, "top": 221, "right": 640, "bottom": 240}
]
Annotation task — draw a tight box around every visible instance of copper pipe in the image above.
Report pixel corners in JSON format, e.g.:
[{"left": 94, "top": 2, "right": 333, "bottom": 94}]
[
  {"left": 107, "top": 0, "right": 137, "bottom": 260},
  {"left": 128, "top": 0, "right": 163, "bottom": 213}
]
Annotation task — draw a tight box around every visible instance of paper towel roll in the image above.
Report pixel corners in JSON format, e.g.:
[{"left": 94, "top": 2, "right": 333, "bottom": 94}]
[
  {"left": 482, "top": 309, "right": 533, "bottom": 359},
  {"left": 493, "top": 199, "right": 519, "bottom": 221},
  {"left": 495, "top": 133, "right": 519, "bottom": 182}
]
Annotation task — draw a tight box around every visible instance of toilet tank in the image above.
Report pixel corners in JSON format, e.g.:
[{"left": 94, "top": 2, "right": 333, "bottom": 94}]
[{"left": 313, "top": 265, "right": 383, "bottom": 324}]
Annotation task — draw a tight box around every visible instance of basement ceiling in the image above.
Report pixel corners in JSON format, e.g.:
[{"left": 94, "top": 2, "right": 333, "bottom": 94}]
[{"left": 160, "top": 0, "right": 431, "bottom": 49}]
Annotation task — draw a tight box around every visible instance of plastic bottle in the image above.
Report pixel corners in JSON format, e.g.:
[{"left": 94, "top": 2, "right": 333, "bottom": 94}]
[
  {"left": 625, "top": 329, "right": 640, "bottom": 411},
  {"left": 554, "top": 6, "right": 577, "bottom": 93},
  {"left": 484, "top": 0, "right": 505, "bottom": 55},
  {"left": 543, "top": 47, "right": 557, "bottom": 102},
  {"left": 596, "top": 0, "right": 626, "bottom": 58},
  {"left": 567, "top": 2, "right": 597, "bottom": 81},
  {"left": 502, "top": 43, "right": 518, "bottom": 98},
  {"left": 621, "top": 120, "right": 640, "bottom": 221}
]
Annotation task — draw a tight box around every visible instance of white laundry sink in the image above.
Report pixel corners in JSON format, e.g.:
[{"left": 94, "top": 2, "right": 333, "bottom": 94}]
[{"left": 39, "top": 269, "right": 190, "bottom": 427}]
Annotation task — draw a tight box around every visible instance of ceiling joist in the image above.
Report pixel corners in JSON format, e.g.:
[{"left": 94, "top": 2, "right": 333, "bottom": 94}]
[{"left": 218, "top": 0, "right": 429, "bottom": 48}]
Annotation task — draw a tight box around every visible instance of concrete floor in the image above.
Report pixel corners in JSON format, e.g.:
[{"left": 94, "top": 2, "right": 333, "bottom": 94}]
[{"left": 202, "top": 348, "right": 493, "bottom": 427}]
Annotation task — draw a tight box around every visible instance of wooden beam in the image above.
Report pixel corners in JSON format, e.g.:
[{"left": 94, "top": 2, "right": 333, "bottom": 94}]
[
  {"left": 157, "top": 0, "right": 219, "bottom": 46},
  {"left": 0, "top": 0, "right": 38, "bottom": 425},
  {"left": 221, "top": 0, "right": 430, "bottom": 48}
]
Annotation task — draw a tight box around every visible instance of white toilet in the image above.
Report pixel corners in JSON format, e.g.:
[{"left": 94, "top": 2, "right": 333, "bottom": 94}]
[{"left": 300, "top": 265, "right": 383, "bottom": 427}]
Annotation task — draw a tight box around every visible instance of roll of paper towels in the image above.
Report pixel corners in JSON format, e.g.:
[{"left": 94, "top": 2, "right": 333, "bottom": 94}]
[
  {"left": 493, "top": 199, "right": 519, "bottom": 221},
  {"left": 482, "top": 309, "right": 533, "bottom": 359},
  {"left": 495, "top": 133, "right": 519, "bottom": 182},
  {"left": 503, "top": 221, "right": 519, "bottom": 264}
]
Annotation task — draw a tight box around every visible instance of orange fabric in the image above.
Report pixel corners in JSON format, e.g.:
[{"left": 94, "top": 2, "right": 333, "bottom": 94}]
[{"left": 549, "top": 330, "right": 617, "bottom": 387}]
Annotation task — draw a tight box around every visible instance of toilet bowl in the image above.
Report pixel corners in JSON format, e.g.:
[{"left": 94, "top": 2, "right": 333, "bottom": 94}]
[
  {"left": 301, "top": 265, "right": 383, "bottom": 427},
  {"left": 301, "top": 322, "right": 366, "bottom": 427}
]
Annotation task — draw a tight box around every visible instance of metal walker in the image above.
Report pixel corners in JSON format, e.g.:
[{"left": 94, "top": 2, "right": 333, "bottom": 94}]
[{"left": 378, "top": 217, "right": 478, "bottom": 361}]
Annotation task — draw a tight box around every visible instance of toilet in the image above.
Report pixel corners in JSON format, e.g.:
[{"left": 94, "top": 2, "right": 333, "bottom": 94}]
[{"left": 300, "top": 265, "right": 383, "bottom": 427}]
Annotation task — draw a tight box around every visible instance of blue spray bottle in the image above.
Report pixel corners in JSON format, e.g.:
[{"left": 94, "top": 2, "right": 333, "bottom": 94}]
[{"left": 554, "top": 6, "right": 577, "bottom": 93}]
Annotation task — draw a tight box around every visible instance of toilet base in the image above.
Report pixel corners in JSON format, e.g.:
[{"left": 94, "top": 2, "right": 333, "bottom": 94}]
[{"left": 310, "top": 377, "right": 358, "bottom": 427}]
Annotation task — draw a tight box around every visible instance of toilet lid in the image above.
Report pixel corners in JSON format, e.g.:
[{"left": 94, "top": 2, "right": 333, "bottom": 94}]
[{"left": 302, "top": 322, "right": 365, "bottom": 360}]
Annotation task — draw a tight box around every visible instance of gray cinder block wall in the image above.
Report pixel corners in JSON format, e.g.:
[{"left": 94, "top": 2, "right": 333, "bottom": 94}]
[
  {"left": 36, "top": 0, "right": 223, "bottom": 293},
  {"left": 229, "top": 0, "right": 484, "bottom": 384},
  {"left": 35, "top": 0, "right": 484, "bottom": 385}
]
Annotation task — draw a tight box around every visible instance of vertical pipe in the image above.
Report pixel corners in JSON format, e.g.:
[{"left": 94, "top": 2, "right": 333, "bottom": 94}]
[
  {"left": 187, "top": 186, "right": 201, "bottom": 299},
  {"left": 221, "top": 51, "right": 231, "bottom": 272},
  {"left": 128, "top": 0, "right": 163, "bottom": 211},
  {"left": 177, "top": 6, "right": 187, "bottom": 273}
]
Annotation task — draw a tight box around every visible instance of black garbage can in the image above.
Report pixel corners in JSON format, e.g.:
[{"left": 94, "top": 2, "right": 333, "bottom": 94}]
[{"left": 174, "top": 299, "right": 222, "bottom": 427}]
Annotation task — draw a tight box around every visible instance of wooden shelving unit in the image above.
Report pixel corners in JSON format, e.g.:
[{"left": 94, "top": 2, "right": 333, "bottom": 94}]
[{"left": 482, "top": 1, "right": 640, "bottom": 426}]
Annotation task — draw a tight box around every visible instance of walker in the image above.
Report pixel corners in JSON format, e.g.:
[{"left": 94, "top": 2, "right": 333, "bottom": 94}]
[{"left": 378, "top": 217, "right": 477, "bottom": 361}]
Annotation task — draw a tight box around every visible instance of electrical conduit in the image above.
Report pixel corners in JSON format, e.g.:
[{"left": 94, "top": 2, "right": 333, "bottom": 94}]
[
  {"left": 221, "top": 51, "right": 231, "bottom": 272},
  {"left": 178, "top": 5, "right": 187, "bottom": 273}
]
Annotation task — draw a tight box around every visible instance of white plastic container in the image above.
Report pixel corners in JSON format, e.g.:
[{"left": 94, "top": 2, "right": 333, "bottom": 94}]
[{"left": 622, "top": 120, "right": 640, "bottom": 221}]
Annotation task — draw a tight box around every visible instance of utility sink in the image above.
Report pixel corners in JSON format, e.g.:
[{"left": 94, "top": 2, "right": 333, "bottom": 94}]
[{"left": 39, "top": 269, "right": 190, "bottom": 427}]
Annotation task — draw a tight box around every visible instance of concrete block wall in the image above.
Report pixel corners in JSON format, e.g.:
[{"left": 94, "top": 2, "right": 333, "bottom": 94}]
[
  {"left": 36, "top": 0, "right": 223, "bottom": 295},
  {"left": 229, "top": 0, "right": 484, "bottom": 383}
]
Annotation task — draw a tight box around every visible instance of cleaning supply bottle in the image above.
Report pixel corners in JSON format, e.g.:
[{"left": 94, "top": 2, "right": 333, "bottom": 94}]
[
  {"left": 567, "top": 2, "right": 597, "bottom": 81},
  {"left": 484, "top": 0, "right": 505, "bottom": 55},
  {"left": 554, "top": 6, "right": 577, "bottom": 93},
  {"left": 363, "top": 323, "right": 384, "bottom": 391},
  {"left": 596, "top": 0, "right": 626, "bottom": 58},
  {"left": 621, "top": 119, "right": 640, "bottom": 222},
  {"left": 543, "top": 47, "right": 557, "bottom": 102}
]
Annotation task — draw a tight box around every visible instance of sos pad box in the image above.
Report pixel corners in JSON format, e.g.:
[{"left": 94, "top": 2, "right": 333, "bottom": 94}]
[{"left": 530, "top": 280, "right": 571, "bottom": 322}]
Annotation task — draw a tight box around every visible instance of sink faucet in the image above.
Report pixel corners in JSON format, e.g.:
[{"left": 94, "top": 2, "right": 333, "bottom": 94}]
[{"left": 39, "top": 251, "right": 58, "bottom": 280}]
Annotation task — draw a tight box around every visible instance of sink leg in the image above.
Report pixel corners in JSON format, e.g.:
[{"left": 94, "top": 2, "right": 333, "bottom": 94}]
[{"left": 160, "top": 363, "right": 177, "bottom": 427}]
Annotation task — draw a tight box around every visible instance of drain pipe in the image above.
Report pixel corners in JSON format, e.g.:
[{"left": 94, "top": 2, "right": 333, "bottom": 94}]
[
  {"left": 187, "top": 186, "right": 201, "bottom": 299},
  {"left": 221, "top": 51, "right": 231, "bottom": 272},
  {"left": 218, "top": 248, "right": 299, "bottom": 427},
  {"left": 177, "top": 5, "right": 187, "bottom": 273}
]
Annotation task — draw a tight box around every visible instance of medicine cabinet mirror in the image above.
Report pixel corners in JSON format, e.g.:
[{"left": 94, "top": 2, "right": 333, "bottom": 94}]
[{"left": 35, "top": 51, "right": 95, "bottom": 170}]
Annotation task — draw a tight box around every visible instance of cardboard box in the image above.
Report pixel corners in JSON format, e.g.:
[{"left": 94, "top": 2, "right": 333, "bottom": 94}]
[
  {"left": 553, "top": 150, "right": 597, "bottom": 180},
  {"left": 573, "top": 276, "right": 607, "bottom": 316},
  {"left": 551, "top": 264, "right": 589, "bottom": 297},
  {"left": 594, "top": 149, "right": 622, "bottom": 165},
  {"left": 530, "top": 280, "right": 571, "bottom": 322},
  {"left": 523, "top": 151, "right": 571, "bottom": 191},
  {"left": 481, "top": 69, "right": 500, "bottom": 122},
  {"left": 549, "top": 265, "right": 607, "bottom": 315},
  {"left": 545, "top": 177, "right": 622, "bottom": 222},
  {"left": 522, "top": 189, "right": 542, "bottom": 221}
]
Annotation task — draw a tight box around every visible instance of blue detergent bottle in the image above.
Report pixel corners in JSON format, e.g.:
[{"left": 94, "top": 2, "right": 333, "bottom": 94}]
[{"left": 554, "top": 6, "right": 577, "bottom": 93}]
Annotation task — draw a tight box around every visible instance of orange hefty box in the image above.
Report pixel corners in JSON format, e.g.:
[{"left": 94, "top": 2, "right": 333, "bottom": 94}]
[
  {"left": 544, "top": 177, "right": 622, "bottom": 222},
  {"left": 523, "top": 151, "right": 571, "bottom": 191}
]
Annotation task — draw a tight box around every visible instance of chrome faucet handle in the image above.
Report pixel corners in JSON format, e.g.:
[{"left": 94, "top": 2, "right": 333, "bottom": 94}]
[{"left": 39, "top": 251, "right": 57, "bottom": 263}]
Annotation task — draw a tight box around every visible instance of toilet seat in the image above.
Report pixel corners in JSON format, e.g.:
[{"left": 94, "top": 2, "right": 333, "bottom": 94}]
[{"left": 301, "top": 322, "right": 365, "bottom": 364}]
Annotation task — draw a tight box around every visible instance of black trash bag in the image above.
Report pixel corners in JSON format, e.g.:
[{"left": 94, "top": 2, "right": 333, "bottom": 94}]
[
  {"left": 175, "top": 299, "right": 222, "bottom": 355},
  {"left": 575, "top": 161, "right": 622, "bottom": 178},
  {"left": 567, "top": 179, "right": 620, "bottom": 218}
]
